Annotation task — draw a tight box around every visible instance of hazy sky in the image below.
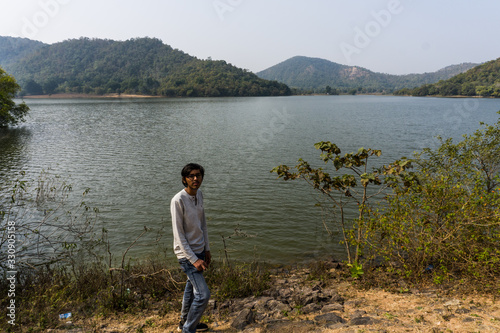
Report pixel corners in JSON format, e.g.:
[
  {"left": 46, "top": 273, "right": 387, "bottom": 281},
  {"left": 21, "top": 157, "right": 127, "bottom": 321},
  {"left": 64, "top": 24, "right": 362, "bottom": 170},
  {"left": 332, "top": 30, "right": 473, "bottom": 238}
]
[{"left": 1, "top": 0, "right": 499, "bottom": 74}]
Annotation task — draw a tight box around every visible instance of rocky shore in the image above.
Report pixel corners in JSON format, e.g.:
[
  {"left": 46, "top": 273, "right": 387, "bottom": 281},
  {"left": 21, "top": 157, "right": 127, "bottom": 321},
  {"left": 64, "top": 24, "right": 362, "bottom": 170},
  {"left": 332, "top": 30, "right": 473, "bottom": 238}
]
[{"left": 49, "top": 265, "right": 500, "bottom": 332}]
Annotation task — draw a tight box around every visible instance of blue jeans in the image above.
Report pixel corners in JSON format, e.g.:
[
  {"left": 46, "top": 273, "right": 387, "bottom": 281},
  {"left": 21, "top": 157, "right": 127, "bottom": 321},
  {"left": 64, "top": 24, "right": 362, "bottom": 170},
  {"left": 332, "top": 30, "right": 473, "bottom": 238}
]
[{"left": 178, "top": 252, "right": 210, "bottom": 333}]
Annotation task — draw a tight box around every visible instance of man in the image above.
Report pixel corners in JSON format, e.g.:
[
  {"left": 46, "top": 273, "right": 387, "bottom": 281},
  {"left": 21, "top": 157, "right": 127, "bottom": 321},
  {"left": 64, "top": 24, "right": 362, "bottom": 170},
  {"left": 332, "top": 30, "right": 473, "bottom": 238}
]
[{"left": 171, "top": 163, "right": 211, "bottom": 333}]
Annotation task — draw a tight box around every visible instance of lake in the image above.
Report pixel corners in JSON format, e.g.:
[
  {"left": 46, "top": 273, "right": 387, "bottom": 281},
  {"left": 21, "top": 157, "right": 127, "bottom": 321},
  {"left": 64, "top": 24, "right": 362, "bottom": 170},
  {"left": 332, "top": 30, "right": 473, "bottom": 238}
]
[{"left": 1, "top": 95, "right": 500, "bottom": 265}]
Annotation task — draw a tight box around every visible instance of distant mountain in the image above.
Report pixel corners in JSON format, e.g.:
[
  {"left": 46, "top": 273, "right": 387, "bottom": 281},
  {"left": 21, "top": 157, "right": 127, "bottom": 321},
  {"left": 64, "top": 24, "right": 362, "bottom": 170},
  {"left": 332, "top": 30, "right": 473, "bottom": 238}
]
[
  {"left": 256, "top": 56, "right": 480, "bottom": 93},
  {"left": 0, "top": 36, "right": 46, "bottom": 70},
  {"left": 395, "top": 58, "right": 500, "bottom": 97},
  {"left": 1, "top": 36, "right": 291, "bottom": 97}
]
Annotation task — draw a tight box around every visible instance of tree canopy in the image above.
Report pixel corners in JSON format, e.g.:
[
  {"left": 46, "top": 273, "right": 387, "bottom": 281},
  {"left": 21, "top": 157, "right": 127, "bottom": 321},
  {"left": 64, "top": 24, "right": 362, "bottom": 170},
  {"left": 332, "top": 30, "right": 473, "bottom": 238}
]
[
  {"left": 0, "top": 66, "right": 29, "bottom": 127},
  {"left": 6, "top": 37, "right": 290, "bottom": 97},
  {"left": 395, "top": 58, "right": 500, "bottom": 97}
]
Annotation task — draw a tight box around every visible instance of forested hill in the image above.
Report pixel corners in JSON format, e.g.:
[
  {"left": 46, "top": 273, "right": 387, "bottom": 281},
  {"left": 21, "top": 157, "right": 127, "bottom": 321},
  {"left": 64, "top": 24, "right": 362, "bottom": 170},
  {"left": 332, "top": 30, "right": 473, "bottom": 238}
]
[
  {"left": 0, "top": 36, "right": 46, "bottom": 69},
  {"left": 394, "top": 57, "right": 500, "bottom": 97},
  {"left": 256, "top": 56, "right": 479, "bottom": 94},
  {"left": 2, "top": 36, "right": 291, "bottom": 97}
]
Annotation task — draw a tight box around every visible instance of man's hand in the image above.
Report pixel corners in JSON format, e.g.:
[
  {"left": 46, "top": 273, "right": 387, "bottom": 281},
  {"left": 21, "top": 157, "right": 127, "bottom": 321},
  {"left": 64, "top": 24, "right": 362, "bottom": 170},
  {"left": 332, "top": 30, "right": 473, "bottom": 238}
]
[{"left": 193, "top": 259, "right": 208, "bottom": 271}]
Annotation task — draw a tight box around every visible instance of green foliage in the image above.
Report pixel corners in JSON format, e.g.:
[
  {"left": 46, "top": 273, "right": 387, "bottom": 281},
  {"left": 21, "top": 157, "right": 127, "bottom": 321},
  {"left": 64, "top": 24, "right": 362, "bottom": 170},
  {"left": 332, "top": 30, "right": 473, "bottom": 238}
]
[
  {"left": 0, "top": 67, "right": 29, "bottom": 127},
  {"left": 305, "top": 260, "right": 334, "bottom": 282},
  {"left": 6, "top": 37, "right": 290, "bottom": 97},
  {"left": 367, "top": 115, "right": 500, "bottom": 283},
  {"left": 347, "top": 261, "right": 364, "bottom": 279},
  {"left": 395, "top": 57, "right": 500, "bottom": 97},
  {"left": 205, "top": 262, "right": 271, "bottom": 302},
  {"left": 0, "top": 36, "right": 45, "bottom": 70},
  {"left": 0, "top": 257, "right": 187, "bottom": 331},
  {"left": 271, "top": 141, "right": 412, "bottom": 265},
  {"left": 273, "top": 114, "right": 500, "bottom": 286}
]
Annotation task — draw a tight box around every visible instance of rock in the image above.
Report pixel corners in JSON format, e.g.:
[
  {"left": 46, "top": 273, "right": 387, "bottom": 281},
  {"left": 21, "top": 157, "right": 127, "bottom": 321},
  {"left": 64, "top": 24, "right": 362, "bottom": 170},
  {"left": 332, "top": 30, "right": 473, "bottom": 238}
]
[
  {"left": 231, "top": 308, "right": 255, "bottom": 331},
  {"left": 350, "top": 316, "right": 379, "bottom": 325},
  {"left": 278, "top": 287, "right": 293, "bottom": 299},
  {"left": 221, "top": 298, "right": 250, "bottom": 314},
  {"left": 253, "top": 298, "right": 291, "bottom": 318},
  {"left": 267, "top": 299, "right": 291, "bottom": 313},
  {"left": 326, "top": 322, "right": 349, "bottom": 330},
  {"left": 241, "top": 328, "right": 262, "bottom": 333},
  {"left": 314, "top": 312, "right": 346, "bottom": 325},
  {"left": 350, "top": 309, "right": 367, "bottom": 319},
  {"left": 301, "top": 303, "right": 322, "bottom": 314},
  {"left": 455, "top": 308, "right": 471, "bottom": 314},
  {"left": 463, "top": 317, "right": 477, "bottom": 322},
  {"left": 309, "top": 280, "right": 324, "bottom": 291},
  {"left": 253, "top": 297, "right": 273, "bottom": 313},
  {"left": 302, "top": 294, "right": 321, "bottom": 306},
  {"left": 327, "top": 291, "right": 345, "bottom": 304},
  {"left": 344, "top": 299, "right": 360, "bottom": 308},
  {"left": 321, "top": 303, "right": 343, "bottom": 313},
  {"left": 264, "top": 320, "right": 316, "bottom": 332},
  {"left": 262, "top": 300, "right": 292, "bottom": 319}
]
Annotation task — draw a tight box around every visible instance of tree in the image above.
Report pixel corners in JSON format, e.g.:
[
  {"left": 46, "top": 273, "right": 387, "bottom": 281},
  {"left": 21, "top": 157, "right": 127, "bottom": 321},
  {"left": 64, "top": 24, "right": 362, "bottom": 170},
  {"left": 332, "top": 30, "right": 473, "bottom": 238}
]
[
  {"left": 367, "top": 115, "right": 500, "bottom": 283},
  {"left": 461, "top": 82, "right": 476, "bottom": 96},
  {"left": 0, "top": 67, "right": 29, "bottom": 127},
  {"left": 271, "top": 142, "right": 412, "bottom": 267},
  {"left": 23, "top": 79, "right": 44, "bottom": 95}
]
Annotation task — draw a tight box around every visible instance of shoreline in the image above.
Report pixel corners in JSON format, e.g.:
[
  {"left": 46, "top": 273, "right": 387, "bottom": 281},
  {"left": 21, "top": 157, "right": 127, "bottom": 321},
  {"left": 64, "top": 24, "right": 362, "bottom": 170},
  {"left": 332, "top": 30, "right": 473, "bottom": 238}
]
[
  {"left": 43, "top": 263, "right": 500, "bottom": 333},
  {"left": 19, "top": 93, "right": 161, "bottom": 99},
  {"left": 17, "top": 93, "right": 494, "bottom": 99}
]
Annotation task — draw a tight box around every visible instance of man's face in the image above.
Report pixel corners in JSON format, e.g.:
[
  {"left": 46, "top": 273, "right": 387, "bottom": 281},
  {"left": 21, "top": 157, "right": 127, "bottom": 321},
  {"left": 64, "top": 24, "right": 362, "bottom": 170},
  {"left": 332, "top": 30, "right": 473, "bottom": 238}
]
[{"left": 184, "top": 169, "right": 203, "bottom": 191}]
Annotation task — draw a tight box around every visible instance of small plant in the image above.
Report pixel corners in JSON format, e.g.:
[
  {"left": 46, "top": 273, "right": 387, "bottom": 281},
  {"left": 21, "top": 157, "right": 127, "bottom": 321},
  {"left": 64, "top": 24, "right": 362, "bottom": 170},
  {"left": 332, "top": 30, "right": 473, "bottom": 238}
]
[
  {"left": 306, "top": 260, "right": 332, "bottom": 282},
  {"left": 399, "top": 287, "right": 410, "bottom": 293},
  {"left": 205, "top": 261, "right": 270, "bottom": 302},
  {"left": 293, "top": 305, "right": 304, "bottom": 315},
  {"left": 384, "top": 312, "right": 396, "bottom": 320},
  {"left": 347, "top": 261, "right": 364, "bottom": 279}
]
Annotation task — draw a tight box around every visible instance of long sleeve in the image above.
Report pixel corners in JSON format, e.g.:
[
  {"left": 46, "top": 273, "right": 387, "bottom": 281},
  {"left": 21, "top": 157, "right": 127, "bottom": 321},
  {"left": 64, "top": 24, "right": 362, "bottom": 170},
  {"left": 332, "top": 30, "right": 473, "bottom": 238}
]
[
  {"left": 171, "top": 189, "right": 209, "bottom": 264},
  {"left": 200, "top": 196, "right": 210, "bottom": 253},
  {"left": 171, "top": 194, "right": 198, "bottom": 264}
]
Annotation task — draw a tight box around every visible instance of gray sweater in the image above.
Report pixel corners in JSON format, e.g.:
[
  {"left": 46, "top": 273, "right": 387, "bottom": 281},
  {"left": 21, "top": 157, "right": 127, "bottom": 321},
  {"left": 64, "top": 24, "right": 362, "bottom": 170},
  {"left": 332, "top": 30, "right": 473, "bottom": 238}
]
[{"left": 171, "top": 188, "right": 210, "bottom": 264}]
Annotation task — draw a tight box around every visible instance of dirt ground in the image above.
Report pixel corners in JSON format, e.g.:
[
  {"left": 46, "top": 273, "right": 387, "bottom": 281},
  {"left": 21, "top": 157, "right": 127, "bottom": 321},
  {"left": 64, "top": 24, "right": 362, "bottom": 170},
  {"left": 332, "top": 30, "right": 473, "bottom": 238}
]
[{"left": 48, "top": 279, "right": 500, "bottom": 333}]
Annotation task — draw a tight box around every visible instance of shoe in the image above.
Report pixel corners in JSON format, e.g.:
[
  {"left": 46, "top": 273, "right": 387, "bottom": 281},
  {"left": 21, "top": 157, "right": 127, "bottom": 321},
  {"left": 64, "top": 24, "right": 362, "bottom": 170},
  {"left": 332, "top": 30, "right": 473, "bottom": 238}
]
[
  {"left": 195, "top": 323, "right": 209, "bottom": 332},
  {"left": 177, "top": 321, "right": 209, "bottom": 332}
]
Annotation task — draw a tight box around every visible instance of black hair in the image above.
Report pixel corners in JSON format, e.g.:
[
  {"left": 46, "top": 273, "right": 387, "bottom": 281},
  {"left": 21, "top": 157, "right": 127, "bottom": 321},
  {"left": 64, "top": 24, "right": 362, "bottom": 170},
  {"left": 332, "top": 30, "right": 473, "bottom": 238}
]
[{"left": 181, "top": 163, "right": 205, "bottom": 187}]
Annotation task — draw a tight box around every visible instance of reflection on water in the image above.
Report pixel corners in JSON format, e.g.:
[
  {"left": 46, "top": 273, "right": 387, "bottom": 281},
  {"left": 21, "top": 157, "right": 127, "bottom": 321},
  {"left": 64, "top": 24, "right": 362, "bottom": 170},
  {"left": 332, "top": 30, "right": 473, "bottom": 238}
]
[
  {"left": 1, "top": 96, "right": 499, "bottom": 265},
  {"left": 0, "top": 127, "right": 32, "bottom": 178}
]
